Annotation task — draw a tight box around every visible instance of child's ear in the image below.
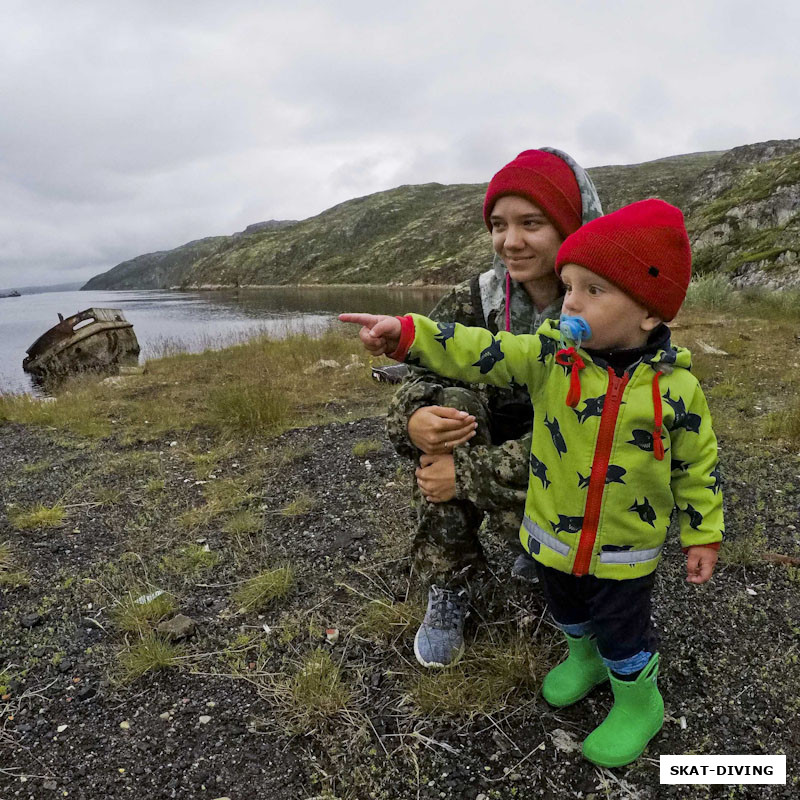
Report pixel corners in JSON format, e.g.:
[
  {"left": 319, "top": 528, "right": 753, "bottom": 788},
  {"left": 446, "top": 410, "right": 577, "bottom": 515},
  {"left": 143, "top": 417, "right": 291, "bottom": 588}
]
[{"left": 640, "top": 311, "right": 662, "bottom": 332}]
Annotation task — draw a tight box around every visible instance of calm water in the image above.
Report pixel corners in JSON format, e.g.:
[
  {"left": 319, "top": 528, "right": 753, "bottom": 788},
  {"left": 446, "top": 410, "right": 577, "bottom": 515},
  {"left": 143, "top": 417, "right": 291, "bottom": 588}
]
[{"left": 0, "top": 286, "right": 448, "bottom": 394}]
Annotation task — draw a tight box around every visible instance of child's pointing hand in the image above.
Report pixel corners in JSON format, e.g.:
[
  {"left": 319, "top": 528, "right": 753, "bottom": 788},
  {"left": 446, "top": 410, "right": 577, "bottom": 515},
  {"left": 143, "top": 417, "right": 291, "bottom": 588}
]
[{"left": 338, "top": 313, "right": 402, "bottom": 357}]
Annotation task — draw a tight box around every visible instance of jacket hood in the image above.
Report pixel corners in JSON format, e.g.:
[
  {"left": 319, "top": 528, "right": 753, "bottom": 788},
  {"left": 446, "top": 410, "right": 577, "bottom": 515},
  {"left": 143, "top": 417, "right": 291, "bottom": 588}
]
[{"left": 491, "top": 147, "right": 604, "bottom": 284}]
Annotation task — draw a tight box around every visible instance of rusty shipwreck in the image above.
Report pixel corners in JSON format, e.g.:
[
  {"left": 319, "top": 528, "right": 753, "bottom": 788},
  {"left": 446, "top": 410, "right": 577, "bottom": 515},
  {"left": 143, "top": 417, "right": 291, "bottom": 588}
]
[{"left": 23, "top": 308, "right": 140, "bottom": 378}]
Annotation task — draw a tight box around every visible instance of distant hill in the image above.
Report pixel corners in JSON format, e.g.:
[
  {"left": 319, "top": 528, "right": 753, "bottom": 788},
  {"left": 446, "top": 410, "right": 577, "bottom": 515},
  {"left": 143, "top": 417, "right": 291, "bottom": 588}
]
[{"left": 82, "top": 139, "right": 800, "bottom": 291}]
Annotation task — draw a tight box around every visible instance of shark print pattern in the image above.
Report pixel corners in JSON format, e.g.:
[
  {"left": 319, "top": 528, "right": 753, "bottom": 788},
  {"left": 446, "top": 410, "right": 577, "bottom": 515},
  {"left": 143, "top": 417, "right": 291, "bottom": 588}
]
[
  {"left": 663, "top": 389, "right": 702, "bottom": 433},
  {"left": 627, "top": 429, "right": 661, "bottom": 452},
  {"left": 577, "top": 464, "right": 627, "bottom": 489},
  {"left": 434, "top": 322, "right": 456, "bottom": 349},
  {"left": 574, "top": 394, "right": 605, "bottom": 423},
  {"left": 538, "top": 335, "right": 558, "bottom": 364},
  {"left": 629, "top": 497, "right": 657, "bottom": 527},
  {"left": 544, "top": 414, "right": 567, "bottom": 458},
  {"left": 671, "top": 458, "right": 690, "bottom": 473},
  {"left": 682, "top": 503, "right": 704, "bottom": 530},
  {"left": 706, "top": 464, "right": 722, "bottom": 495},
  {"left": 550, "top": 514, "right": 584, "bottom": 535},
  {"left": 529, "top": 452, "right": 551, "bottom": 490},
  {"left": 472, "top": 338, "right": 505, "bottom": 374}
]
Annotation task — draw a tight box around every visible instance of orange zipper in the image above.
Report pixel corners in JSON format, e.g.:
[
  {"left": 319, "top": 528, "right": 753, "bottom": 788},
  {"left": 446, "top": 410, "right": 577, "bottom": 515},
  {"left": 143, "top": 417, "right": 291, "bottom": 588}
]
[{"left": 572, "top": 368, "right": 629, "bottom": 576}]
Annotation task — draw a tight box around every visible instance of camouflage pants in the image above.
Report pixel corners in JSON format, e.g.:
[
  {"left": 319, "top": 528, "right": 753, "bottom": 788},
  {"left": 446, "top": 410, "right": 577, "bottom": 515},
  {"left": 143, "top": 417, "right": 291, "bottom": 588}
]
[{"left": 411, "top": 387, "right": 528, "bottom": 590}]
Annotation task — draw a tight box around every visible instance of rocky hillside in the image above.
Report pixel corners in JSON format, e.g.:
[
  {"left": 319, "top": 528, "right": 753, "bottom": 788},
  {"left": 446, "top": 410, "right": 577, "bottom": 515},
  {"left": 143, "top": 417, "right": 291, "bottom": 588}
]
[{"left": 82, "top": 139, "right": 800, "bottom": 291}]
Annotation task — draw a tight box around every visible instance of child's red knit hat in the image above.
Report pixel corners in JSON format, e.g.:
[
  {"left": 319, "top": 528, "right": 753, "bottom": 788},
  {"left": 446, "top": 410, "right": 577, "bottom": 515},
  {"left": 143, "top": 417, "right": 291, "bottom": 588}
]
[
  {"left": 483, "top": 150, "right": 582, "bottom": 238},
  {"left": 555, "top": 198, "right": 691, "bottom": 321}
]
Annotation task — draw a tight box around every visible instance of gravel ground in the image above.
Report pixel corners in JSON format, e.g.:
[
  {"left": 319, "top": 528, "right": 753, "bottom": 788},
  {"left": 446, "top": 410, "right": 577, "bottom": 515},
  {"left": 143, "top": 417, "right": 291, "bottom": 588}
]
[{"left": 1, "top": 416, "right": 799, "bottom": 799}]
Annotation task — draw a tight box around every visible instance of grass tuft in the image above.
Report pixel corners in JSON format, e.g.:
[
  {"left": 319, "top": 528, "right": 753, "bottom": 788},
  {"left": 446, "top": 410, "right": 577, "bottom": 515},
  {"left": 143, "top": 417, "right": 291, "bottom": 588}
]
[
  {"left": 719, "top": 524, "right": 768, "bottom": 566},
  {"left": 223, "top": 509, "right": 262, "bottom": 536},
  {"left": 360, "top": 600, "right": 421, "bottom": 639},
  {"left": 207, "top": 380, "right": 291, "bottom": 435},
  {"left": 281, "top": 493, "right": 315, "bottom": 516},
  {"left": 111, "top": 589, "right": 178, "bottom": 633},
  {"left": 410, "top": 630, "right": 553, "bottom": 719},
  {"left": 233, "top": 566, "right": 294, "bottom": 612},
  {"left": 352, "top": 439, "right": 382, "bottom": 457},
  {"left": 763, "top": 401, "right": 800, "bottom": 445},
  {"left": 6, "top": 503, "right": 65, "bottom": 531},
  {"left": 161, "top": 544, "right": 219, "bottom": 577},
  {"left": 0, "top": 541, "right": 30, "bottom": 589},
  {"left": 117, "top": 634, "right": 184, "bottom": 683},
  {"left": 268, "top": 648, "right": 353, "bottom": 731}
]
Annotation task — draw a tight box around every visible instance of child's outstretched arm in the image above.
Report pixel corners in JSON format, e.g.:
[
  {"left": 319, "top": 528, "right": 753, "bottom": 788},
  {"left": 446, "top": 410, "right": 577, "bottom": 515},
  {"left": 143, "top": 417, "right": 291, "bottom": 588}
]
[
  {"left": 343, "top": 313, "right": 544, "bottom": 392},
  {"left": 338, "top": 313, "right": 402, "bottom": 357}
]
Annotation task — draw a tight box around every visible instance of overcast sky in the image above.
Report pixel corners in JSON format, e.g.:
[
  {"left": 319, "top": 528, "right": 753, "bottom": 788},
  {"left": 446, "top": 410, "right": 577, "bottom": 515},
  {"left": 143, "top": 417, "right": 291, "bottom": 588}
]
[{"left": 1, "top": 0, "right": 798, "bottom": 289}]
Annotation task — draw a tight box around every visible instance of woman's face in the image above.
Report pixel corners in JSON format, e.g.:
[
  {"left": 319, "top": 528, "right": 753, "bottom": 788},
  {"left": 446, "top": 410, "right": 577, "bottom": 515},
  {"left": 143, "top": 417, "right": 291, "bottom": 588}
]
[{"left": 489, "top": 195, "right": 563, "bottom": 285}]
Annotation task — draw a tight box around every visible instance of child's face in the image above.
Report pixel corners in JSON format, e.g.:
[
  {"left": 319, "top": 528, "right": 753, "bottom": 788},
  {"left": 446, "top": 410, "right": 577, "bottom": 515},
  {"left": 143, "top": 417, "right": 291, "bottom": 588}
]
[
  {"left": 560, "top": 264, "right": 662, "bottom": 351},
  {"left": 489, "top": 195, "right": 563, "bottom": 286}
]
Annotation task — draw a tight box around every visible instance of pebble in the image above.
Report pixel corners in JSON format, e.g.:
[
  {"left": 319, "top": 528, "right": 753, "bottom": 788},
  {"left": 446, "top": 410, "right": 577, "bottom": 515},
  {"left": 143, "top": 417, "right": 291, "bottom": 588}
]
[
  {"left": 199, "top": 715, "right": 212, "bottom": 724},
  {"left": 20, "top": 613, "right": 42, "bottom": 628},
  {"left": 120, "top": 720, "right": 131, "bottom": 730},
  {"left": 159, "top": 712, "right": 171, "bottom": 720},
  {"left": 77, "top": 685, "right": 96, "bottom": 701},
  {"left": 56, "top": 724, "right": 68, "bottom": 733}
]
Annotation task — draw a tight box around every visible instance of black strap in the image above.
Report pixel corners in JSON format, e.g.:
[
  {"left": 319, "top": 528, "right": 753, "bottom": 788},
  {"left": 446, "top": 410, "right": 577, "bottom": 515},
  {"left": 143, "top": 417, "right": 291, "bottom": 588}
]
[{"left": 469, "top": 273, "right": 489, "bottom": 330}]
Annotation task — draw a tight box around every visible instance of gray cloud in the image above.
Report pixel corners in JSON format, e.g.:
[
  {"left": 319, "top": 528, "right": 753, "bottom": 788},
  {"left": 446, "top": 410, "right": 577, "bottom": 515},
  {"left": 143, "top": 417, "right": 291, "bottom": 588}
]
[{"left": 0, "top": 0, "right": 797, "bottom": 288}]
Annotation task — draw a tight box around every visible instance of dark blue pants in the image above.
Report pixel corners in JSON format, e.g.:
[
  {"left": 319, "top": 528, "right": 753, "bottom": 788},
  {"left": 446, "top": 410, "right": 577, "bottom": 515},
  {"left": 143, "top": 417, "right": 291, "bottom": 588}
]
[{"left": 535, "top": 562, "right": 658, "bottom": 674}]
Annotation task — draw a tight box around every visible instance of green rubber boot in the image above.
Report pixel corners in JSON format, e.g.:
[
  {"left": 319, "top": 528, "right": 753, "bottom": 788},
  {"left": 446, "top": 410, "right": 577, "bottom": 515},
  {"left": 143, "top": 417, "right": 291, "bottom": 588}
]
[
  {"left": 542, "top": 634, "right": 608, "bottom": 707},
  {"left": 582, "top": 653, "right": 664, "bottom": 768}
]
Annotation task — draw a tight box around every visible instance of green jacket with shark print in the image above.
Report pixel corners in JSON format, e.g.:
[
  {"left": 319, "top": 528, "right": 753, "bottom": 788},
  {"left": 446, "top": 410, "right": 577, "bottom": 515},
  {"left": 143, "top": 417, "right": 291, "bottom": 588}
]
[{"left": 393, "top": 315, "right": 724, "bottom": 581}]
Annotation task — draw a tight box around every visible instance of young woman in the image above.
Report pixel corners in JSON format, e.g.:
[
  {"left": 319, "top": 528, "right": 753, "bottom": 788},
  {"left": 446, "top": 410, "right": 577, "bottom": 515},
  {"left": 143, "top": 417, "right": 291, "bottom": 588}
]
[{"left": 386, "top": 147, "right": 603, "bottom": 667}]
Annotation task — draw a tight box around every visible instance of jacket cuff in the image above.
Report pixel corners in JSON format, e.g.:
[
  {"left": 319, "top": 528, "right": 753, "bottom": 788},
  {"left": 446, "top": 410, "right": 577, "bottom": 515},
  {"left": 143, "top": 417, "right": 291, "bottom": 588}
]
[
  {"left": 682, "top": 541, "right": 721, "bottom": 555},
  {"left": 387, "top": 315, "right": 415, "bottom": 362}
]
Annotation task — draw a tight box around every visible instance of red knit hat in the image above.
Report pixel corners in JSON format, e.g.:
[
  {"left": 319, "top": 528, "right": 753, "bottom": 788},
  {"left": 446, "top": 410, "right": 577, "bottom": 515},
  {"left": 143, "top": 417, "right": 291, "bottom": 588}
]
[
  {"left": 483, "top": 150, "right": 582, "bottom": 238},
  {"left": 555, "top": 199, "right": 691, "bottom": 321}
]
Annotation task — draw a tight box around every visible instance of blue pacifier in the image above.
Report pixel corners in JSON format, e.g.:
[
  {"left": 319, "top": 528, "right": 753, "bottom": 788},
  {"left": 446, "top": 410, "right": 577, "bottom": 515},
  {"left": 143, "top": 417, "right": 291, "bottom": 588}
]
[{"left": 559, "top": 315, "right": 592, "bottom": 349}]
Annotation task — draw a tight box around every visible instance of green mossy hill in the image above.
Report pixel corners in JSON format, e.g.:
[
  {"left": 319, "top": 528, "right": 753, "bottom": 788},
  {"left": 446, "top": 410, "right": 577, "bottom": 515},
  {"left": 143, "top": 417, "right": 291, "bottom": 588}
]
[
  {"left": 688, "top": 142, "right": 800, "bottom": 283},
  {"left": 588, "top": 150, "right": 724, "bottom": 213},
  {"left": 82, "top": 139, "right": 800, "bottom": 291}
]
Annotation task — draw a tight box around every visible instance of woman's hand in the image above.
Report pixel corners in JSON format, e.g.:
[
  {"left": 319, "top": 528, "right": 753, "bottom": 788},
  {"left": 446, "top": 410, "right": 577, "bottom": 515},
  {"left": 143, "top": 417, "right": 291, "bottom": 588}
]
[
  {"left": 338, "top": 313, "right": 401, "bottom": 356},
  {"left": 416, "top": 453, "right": 456, "bottom": 503},
  {"left": 407, "top": 406, "right": 477, "bottom": 454}
]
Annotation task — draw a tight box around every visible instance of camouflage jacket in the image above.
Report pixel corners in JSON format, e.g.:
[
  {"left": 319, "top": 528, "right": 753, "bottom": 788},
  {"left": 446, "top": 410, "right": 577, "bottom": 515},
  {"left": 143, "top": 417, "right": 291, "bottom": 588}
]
[
  {"left": 395, "top": 316, "right": 725, "bottom": 580},
  {"left": 385, "top": 147, "right": 603, "bottom": 512}
]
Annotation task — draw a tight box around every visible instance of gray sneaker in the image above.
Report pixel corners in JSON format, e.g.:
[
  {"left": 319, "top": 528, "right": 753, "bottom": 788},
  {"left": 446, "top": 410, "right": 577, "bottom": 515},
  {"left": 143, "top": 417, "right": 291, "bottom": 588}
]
[
  {"left": 413, "top": 586, "right": 467, "bottom": 668},
  {"left": 511, "top": 552, "right": 540, "bottom": 584}
]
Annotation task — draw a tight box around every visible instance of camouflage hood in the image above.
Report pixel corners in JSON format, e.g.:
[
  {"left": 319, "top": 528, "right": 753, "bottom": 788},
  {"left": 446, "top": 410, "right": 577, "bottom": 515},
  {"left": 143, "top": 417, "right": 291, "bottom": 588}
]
[{"left": 480, "top": 147, "right": 604, "bottom": 332}]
